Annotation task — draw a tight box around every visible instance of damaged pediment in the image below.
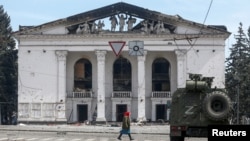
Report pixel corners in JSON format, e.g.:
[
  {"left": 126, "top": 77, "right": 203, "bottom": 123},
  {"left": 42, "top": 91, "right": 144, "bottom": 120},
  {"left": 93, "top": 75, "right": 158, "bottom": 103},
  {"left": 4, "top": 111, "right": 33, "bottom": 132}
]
[
  {"left": 66, "top": 14, "right": 175, "bottom": 35},
  {"left": 65, "top": 2, "right": 179, "bottom": 35},
  {"left": 13, "top": 2, "right": 230, "bottom": 36}
]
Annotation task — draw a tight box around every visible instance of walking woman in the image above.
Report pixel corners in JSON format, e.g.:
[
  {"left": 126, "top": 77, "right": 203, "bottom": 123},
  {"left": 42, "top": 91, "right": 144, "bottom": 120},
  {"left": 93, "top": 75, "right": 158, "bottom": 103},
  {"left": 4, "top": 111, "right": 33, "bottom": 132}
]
[{"left": 117, "top": 112, "right": 134, "bottom": 140}]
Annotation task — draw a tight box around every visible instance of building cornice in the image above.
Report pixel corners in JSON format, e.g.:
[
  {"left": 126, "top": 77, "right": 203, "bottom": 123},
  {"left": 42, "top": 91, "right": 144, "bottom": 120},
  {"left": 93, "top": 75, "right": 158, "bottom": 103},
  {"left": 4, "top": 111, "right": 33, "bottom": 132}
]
[{"left": 14, "top": 33, "right": 229, "bottom": 41}]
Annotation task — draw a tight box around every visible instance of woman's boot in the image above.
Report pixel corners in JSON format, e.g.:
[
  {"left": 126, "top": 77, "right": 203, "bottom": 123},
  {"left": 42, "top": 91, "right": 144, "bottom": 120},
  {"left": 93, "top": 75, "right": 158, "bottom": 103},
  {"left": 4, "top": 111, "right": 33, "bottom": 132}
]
[
  {"left": 128, "top": 134, "right": 134, "bottom": 140},
  {"left": 117, "top": 133, "right": 122, "bottom": 140}
]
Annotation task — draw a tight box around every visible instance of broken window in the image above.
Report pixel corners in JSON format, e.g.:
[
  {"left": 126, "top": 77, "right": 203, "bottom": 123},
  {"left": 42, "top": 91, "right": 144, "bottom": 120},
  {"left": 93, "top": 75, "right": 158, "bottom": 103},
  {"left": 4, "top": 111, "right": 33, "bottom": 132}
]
[
  {"left": 152, "top": 58, "right": 170, "bottom": 91},
  {"left": 113, "top": 57, "right": 131, "bottom": 91},
  {"left": 74, "top": 58, "right": 92, "bottom": 91}
]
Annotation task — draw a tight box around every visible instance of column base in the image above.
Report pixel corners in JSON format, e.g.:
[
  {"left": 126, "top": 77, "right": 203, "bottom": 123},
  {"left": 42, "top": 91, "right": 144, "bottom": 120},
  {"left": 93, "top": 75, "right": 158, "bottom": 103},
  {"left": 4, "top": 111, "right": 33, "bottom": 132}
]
[
  {"left": 94, "top": 117, "right": 107, "bottom": 125},
  {"left": 137, "top": 117, "right": 147, "bottom": 122},
  {"left": 55, "top": 118, "right": 67, "bottom": 122},
  {"left": 96, "top": 117, "right": 106, "bottom": 122}
]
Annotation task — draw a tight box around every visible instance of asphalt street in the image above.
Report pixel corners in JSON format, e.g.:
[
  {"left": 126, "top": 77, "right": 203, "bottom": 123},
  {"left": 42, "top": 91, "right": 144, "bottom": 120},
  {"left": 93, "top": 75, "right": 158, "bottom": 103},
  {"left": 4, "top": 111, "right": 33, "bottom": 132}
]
[
  {"left": 0, "top": 124, "right": 208, "bottom": 141},
  {"left": 0, "top": 123, "right": 170, "bottom": 134}
]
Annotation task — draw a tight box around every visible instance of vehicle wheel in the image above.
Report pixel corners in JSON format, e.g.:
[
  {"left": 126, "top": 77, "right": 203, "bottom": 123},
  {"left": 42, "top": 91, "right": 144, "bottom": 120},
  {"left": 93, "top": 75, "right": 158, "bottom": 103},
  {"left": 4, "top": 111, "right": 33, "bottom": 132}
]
[
  {"left": 203, "top": 91, "right": 231, "bottom": 121},
  {"left": 170, "top": 136, "right": 184, "bottom": 141}
]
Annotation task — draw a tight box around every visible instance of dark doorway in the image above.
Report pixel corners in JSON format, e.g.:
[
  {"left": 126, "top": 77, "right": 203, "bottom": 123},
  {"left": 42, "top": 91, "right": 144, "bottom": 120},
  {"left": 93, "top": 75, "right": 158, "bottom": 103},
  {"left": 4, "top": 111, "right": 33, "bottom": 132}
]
[
  {"left": 116, "top": 104, "right": 127, "bottom": 122},
  {"left": 156, "top": 104, "right": 166, "bottom": 120},
  {"left": 77, "top": 105, "right": 88, "bottom": 122}
]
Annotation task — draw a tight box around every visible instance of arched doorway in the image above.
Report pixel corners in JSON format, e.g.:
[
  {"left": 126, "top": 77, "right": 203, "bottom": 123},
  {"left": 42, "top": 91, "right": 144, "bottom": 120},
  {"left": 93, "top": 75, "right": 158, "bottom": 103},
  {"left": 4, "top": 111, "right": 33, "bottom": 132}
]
[
  {"left": 73, "top": 58, "right": 92, "bottom": 122},
  {"left": 113, "top": 57, "right": 131, "bottom": 122},
  {"left": 152, "top": 57, "right": 171, "bottom": 121}
]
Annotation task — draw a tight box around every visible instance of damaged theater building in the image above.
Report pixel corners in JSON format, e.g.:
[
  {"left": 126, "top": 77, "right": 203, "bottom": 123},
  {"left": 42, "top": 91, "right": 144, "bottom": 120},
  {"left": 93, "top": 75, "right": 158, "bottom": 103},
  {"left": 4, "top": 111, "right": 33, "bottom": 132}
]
[{"left": 13, "top": 2, "right": 230, "bottom": 124}]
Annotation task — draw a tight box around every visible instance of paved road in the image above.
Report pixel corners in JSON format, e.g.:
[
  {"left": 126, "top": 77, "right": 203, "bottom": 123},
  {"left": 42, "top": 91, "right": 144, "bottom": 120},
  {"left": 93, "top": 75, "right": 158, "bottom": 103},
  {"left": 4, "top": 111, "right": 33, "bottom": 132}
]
[
  {"left": 0, "top": 124, "right": 170, "bottom": 134},
  {"left": 0, "top": 131, "right": 208, "bottom": 141},
  {"left": 0, "top": 124, "right": 208, "bottom": 141}
]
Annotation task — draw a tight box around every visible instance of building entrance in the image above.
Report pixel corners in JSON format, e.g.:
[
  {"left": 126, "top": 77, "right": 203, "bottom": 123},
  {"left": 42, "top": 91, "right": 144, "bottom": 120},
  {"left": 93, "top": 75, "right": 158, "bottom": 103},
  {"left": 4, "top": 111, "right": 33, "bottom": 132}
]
[
  {"left": 156, "top": 104, "right": 166, "bottom": 121},
  {"left": 77, "top": 104, "right": 88, "bottom": 122},
  {"left": 116, "top": 104, "right": 127, "bottom": 122}
]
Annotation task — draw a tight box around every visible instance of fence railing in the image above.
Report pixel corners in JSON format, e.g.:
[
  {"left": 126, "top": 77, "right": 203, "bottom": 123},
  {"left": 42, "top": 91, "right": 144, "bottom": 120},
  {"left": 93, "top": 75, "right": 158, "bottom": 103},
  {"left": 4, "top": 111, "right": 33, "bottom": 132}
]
[
  {"left": 152, "top": 91, "right": 171, "bottom": 98},
  {"left": 67, "top": 91, "right": 171, "bottom": 98},
  {"left": 112, "top": 91, "right": 131, "bottom": 98},
  {"left": 67, "top": 91, "right": 93, "bottom": 98}
]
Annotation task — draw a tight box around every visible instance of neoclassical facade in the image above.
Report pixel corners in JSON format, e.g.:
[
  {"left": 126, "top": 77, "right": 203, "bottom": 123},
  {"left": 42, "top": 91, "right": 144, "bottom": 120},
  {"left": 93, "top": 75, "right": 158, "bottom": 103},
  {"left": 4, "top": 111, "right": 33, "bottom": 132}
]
[{"left": 13, "top": 2, "right": 230, "bottom": 124}]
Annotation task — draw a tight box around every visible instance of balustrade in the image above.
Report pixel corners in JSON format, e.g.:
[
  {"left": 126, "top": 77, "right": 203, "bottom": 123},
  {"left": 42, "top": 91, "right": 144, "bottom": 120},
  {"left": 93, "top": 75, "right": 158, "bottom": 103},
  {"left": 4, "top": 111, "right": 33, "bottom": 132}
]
[
  {"left": 67, "top": 91, "right": 92, "bottom": 98},
  {"left": 152, "top": 91, "right": 171, "bottom": 98},
  {"left": 112, "top": 91, "right": 131, "bottom": 98}
]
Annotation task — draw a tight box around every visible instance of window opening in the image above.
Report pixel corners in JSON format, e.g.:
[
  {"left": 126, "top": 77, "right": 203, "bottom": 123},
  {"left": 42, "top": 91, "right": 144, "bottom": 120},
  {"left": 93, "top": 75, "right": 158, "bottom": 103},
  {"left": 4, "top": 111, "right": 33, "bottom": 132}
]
[
  {"left": 74, "top": 58, "right": 92, "bottom": 91},
  {"left": 152, "top": 58, "right": 170, "bottom": 91},
  {"left": 113, "top": 57, "right": 131, "bottom": 91}
]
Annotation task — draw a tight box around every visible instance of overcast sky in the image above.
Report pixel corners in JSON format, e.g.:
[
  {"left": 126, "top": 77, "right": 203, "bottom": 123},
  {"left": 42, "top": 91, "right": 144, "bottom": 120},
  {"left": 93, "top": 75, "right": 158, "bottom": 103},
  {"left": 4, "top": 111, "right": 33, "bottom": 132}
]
[{"left": 2, "top": 0, "right": 250, "bottom": 57}]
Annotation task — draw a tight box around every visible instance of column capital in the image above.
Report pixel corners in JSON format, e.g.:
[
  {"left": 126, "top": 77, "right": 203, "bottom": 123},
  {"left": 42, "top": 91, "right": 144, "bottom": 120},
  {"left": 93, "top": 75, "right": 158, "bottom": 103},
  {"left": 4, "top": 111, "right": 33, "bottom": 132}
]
[
  {"left": 137, "top": 50, "right": 147, "bottom": 61},
  {"left": 55, "top": 50, "right": 68, "bottom": 61},
  {"left": 95, "top": 50, "right": 107, "bottom": 61},
  {"left": 175, "top": 49, "right": 186, "bottom": 61}
]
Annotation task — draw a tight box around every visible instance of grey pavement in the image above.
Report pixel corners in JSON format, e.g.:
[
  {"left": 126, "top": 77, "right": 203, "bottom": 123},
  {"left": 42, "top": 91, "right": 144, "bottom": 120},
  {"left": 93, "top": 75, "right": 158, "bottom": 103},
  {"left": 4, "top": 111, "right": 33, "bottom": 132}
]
[
  {"left": 0, "top": 123, "right": 170, "bottom": 135},
  {"left": 0, "top": 124, "right": 209, "bottom": 141}
]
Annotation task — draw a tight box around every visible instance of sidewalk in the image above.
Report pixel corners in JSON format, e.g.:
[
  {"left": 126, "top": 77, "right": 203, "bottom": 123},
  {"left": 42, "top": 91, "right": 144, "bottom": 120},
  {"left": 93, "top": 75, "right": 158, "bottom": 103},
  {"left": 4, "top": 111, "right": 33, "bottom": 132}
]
[{"left": 0, "top": 123, "right": 170, "bottom": 135}]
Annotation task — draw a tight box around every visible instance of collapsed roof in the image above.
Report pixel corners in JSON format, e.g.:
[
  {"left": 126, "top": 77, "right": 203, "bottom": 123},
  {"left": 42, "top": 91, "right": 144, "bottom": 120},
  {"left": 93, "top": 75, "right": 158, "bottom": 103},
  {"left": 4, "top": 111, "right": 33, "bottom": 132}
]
[{"left": 14, "top": 2, "right": 230, "bottom": 37}]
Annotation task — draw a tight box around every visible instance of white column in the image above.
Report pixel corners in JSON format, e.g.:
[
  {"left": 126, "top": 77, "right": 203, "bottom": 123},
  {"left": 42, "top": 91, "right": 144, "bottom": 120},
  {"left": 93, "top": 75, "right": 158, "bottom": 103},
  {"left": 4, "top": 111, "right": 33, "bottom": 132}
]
[
  {"left": 137, "top": 51, "right": 147, "bottom": 121},
  {"left": 112, "top": 101, "right": 116, "bottom": 121},
  {"left": 95, "top": 50, "right": 107, "bottom": 122},
  {"left": 175, "top": 50, "right": 187, "bottom": 88},
  {"left": 55, "top": 50, "right": 68, "bottom": 120},
  {"left": 151, "top": 101, "right": 156, "bottom": 121}
]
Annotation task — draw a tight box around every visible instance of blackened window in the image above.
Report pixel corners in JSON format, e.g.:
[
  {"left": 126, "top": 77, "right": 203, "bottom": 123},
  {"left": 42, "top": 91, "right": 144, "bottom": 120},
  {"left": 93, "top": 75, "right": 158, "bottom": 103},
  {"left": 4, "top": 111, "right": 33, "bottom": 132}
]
[
  {"left": 74, "top": 58, "right": 92, "bottom": 90},
  {"left": 152, "top": 58, "right": 170, "bottom": 91},
  {"left": 113, "top": 57, "right": 131, "bottom": 91}
]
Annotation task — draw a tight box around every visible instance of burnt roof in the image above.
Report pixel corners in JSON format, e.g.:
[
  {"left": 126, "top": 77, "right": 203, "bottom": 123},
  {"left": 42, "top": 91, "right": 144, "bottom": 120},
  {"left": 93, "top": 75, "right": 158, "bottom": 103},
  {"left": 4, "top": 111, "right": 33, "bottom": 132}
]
[
  {"left": 67, "top": 2, "right": 175, "bottom": 23},
  {"left": 13, "top": 2, "right": 230, "bottom": 35}
]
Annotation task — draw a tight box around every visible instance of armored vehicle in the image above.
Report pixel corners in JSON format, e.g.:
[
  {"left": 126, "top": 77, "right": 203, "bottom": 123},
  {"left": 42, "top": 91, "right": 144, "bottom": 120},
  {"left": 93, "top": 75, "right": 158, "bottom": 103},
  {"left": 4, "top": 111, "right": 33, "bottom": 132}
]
[{"left": 169, "top": 74, "right": 232, "bottom": 141}]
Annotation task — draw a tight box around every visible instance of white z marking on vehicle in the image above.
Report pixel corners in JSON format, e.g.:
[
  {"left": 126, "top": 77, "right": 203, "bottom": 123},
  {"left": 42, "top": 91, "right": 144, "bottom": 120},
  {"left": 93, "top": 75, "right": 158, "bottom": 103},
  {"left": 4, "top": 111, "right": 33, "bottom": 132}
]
[{"left": 185, "top": 106, "right": 194, "bottom": 115}]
